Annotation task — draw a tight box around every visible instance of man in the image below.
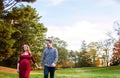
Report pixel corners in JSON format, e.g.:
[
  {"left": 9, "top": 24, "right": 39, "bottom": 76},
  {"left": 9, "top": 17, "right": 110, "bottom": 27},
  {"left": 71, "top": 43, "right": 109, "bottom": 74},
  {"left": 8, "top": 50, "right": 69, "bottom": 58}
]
[{"left": 40, "top": 39, "right": 58, "bottom": 78}]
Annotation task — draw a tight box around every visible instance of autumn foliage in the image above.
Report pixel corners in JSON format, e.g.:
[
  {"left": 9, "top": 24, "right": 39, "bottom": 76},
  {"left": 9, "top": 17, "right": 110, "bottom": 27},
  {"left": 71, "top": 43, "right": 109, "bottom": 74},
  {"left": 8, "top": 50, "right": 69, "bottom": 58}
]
[{"left": 110, "top": 39, "right": 120, "bottom": 66}]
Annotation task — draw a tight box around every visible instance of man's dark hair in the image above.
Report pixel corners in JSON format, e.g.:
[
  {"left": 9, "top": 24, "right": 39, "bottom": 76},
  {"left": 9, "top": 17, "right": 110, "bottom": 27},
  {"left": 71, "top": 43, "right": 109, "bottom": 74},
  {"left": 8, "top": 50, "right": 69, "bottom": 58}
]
[{"left": 46, "top": 39, "right": 52, "bottom": 43}]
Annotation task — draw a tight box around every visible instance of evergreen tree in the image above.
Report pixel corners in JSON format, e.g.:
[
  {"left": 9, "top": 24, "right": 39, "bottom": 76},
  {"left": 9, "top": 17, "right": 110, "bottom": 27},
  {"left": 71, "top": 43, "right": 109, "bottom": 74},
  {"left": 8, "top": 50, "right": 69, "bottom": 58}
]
[
  {"left": 0, "top": 5, "right": 47, "bottom": 67},
  {"left": 77, "top": 41, "right": 92, "bottom": 67},
  {"left": 0, "top": 19, "right": 16, "bottom": 61}
]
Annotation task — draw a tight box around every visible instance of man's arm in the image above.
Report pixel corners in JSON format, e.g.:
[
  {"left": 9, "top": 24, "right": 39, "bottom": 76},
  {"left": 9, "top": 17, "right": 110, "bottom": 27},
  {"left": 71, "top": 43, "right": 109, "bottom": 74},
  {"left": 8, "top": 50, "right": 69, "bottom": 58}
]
[
  {"left": 51, "top": 48, "right": 58, "bottom": 67},
  {"left": 54, "top": 48, "right": 58, "bottom": 64}
]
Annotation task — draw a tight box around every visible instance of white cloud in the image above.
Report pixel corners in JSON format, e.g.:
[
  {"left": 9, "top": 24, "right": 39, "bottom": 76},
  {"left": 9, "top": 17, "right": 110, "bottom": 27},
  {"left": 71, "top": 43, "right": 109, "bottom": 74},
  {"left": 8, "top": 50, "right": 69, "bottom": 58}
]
[
  {"left": 96, "top": 0, "right": 117, "bottom": 7},
  {"left": 46, "top": 20, "right": 112, "bottom": 51},
  {"left": 51, "top": 0, "right": 64, "bottom": 5}
]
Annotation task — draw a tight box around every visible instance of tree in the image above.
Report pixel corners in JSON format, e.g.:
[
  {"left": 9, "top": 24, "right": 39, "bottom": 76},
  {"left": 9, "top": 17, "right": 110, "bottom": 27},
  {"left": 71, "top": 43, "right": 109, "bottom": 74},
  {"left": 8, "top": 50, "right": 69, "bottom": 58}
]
[
  {"left": 77, "top": 40, "right": 92, "bottom": 67},
  {"left": 87, "top": 42, "right": 100, "bottom": 66},
  {"left": 2, "top": 0, "right": 36, "bottom": 10},
  {"left": 0, "top": 0, "right": 41, "bottom": 67},
  {"left": 101, "top": 39, "right": 114, "bottom": 66},
  {"left": 110, "top": 21, "right": 120, "bottom": 66},
  {"left": 0, "top": 5, "right": 47, "bottom": 67},
  {"left": 0, "top": 0, "right": 4, "bottom": 13},
  {"left": 0, "top": 0, "right": 36, "bottom": 18},
  {"left": 69, "top": 50, "right": 78, "bottom": 67},
  {"left": 0, "top": 19, "right": 16, "bottom": 61},
  {"left": 110, "top": 40, "right": 120, "bottom": 66}
]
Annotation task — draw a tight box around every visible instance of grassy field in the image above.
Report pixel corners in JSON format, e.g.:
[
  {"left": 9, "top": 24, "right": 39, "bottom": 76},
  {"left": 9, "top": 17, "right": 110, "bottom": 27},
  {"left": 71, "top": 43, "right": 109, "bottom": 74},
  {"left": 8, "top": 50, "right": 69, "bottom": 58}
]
[{"left": 0, "top": 66, "right": 120, "bottom": 78}]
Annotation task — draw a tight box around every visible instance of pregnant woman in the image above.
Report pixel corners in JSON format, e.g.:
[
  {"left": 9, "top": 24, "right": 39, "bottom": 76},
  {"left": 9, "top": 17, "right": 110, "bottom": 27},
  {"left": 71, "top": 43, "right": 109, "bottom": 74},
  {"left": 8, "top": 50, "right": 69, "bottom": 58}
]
[{"left": 17, "top": 44, "right": 39, "bottom": 78}]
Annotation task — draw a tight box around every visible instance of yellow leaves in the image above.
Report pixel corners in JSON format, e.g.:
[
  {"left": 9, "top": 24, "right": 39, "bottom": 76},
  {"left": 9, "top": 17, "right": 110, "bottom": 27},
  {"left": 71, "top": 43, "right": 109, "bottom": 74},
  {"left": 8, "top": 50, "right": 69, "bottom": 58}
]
[
  {"left": 85, "top": 49, "right": 97, "bottom": 56},
  {"left": 56, "top": 64, "right": 62, "bottom": 69},
  {"left": 96, "top": 59, "right": 100, "bottom": 67},
  {"left": 37, "top": 51, "right": 42, "bottom": 57}
]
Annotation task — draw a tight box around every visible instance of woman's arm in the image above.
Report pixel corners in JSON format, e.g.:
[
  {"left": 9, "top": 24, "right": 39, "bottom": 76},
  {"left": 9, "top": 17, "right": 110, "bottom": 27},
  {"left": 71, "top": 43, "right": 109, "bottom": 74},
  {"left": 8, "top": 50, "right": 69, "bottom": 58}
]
[
  {"left": 31, "top": 54, "right": 39, "bottom": 68},
  {"left": 17, "top": 63, "right": 19, "bottom": 73},
  {"left": 34, "top": 63, "right": 39, "bottom": 68},
  {"left": 17, "top": 57, "right": 20, "bottom": 73}
]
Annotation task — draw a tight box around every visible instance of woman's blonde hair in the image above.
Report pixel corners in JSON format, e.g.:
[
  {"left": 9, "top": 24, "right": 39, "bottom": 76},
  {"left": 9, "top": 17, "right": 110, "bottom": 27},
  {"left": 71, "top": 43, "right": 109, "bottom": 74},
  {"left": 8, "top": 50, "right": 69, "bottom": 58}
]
[{"left": 22, "top": 44, "right": 31, "bottom": 54}]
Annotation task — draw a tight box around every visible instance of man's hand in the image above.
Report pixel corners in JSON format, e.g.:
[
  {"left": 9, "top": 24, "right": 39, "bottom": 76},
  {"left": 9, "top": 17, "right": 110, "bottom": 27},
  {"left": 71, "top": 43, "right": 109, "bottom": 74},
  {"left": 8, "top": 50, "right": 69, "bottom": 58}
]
[{"left": 51, "top": 63, "right": 56, "bottom": 67}]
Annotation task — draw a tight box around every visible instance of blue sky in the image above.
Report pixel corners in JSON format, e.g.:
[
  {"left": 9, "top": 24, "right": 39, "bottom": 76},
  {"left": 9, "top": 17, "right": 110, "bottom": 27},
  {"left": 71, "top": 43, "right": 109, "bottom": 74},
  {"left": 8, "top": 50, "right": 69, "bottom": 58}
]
[{"left": 23, "top": 0, "right": 120, "bottom": 51}]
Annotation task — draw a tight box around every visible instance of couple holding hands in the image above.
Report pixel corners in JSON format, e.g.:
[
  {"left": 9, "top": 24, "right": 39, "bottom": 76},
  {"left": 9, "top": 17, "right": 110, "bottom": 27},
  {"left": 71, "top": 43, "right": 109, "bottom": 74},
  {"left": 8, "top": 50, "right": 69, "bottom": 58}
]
[{"left": 17, "top": 39, "right": 58, "bottom": 78}]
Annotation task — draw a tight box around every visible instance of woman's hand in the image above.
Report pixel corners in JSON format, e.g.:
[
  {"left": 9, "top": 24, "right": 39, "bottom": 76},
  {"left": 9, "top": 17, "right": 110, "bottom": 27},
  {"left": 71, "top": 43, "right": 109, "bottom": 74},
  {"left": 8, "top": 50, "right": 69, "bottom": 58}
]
[
  {"left": 17, "top": 69, "right": 19, "bottom": 73},
  {"left": 38, "top": 66, "right": 43, "bottom": 69}
]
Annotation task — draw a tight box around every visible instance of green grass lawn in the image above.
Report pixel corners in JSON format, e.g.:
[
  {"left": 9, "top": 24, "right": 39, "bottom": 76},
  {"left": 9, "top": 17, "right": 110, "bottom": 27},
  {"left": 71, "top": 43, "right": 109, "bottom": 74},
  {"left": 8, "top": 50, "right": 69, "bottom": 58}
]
[{"left": 1, "top": 66, "right": 120, "bottom": 78}]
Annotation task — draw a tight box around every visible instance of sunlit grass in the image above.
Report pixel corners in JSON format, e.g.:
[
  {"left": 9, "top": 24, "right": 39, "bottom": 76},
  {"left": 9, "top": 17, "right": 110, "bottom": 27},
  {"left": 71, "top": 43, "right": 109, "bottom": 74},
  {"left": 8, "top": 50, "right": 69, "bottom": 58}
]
[{"left": 1, "top": 66, "right": 120, "bottom": 78}]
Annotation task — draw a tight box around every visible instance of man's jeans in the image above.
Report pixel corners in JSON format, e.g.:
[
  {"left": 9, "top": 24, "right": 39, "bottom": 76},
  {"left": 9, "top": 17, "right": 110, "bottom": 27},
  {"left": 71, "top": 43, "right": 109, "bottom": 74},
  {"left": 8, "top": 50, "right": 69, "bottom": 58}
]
[{"left": 44, "top": 66, "right": 56, "bottom": 78}]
